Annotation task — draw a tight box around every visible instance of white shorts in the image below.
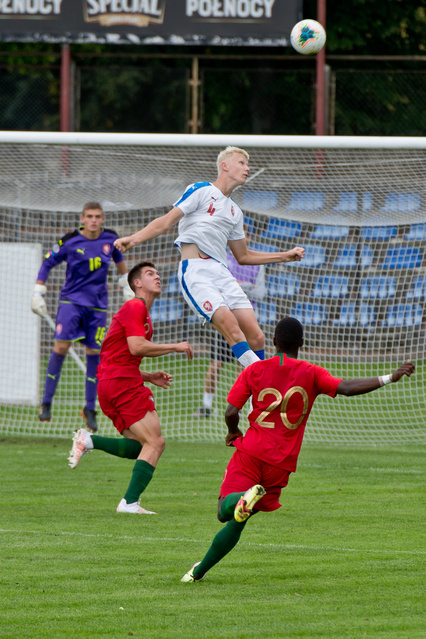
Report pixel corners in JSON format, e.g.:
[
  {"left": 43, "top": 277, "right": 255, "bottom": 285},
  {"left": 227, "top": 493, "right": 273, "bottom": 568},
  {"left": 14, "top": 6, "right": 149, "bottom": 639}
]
[{"left": 178, "top": 258, "right": 253, "bottom": 322}]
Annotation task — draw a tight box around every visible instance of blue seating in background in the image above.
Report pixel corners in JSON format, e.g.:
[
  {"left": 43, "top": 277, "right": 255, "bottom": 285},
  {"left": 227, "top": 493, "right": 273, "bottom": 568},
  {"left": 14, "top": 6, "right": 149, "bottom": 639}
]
[
  {"left": 406, "top": 276, "right": 426, "bottom": 300},
  {"left": 150, "top": 298, "right": 183, "bottom": 323},
  {"left": 292, "top": 303, "right": 327, "bottom": 326},
  {"left": 405, "top": 224, "right": 426, "bottom": 240},
  {"left": 362, "top": 192, "right": 373, "bottom": 211},
  {"left": 258, "top": 302, "right": 278, "bottom": 324},
  {"left": 359, "top": 304, "right": 376, "bottom": 327},
  {"left": 386, "top": 304, "right": 422, "bottom": 327},
  {"left": 334, "top": 303, "right": 357, "bottom": 327},
  {"left": 242, "top": 190, "right": 278, "bottom": 210},
  {"left": 286, "top": 244, "right": 326, "bottom": 269},
  {"left": 332, "top": 245, "right": 373, "bottom": 269},
  {"left": 165, "top": 273, "right": 180, "bottom": 296},
  {"left": 360, "top": 276, "right": 396, "bottom": 300},
  {"left": 262, "top": 218, "right": 302, "bottom": 240},
  {"left": 313, "top": 276, "right": 349, "bottom": 298},
  {"left": 362, "top": 226, "right": 398, "bottom": 241},
  {"left": 267, "top": 273, "right": 301, "bottom": 298},
  {"left": 332, "top": 192, "right": 358, "bottom": 213},
  {"left": 333, "top": 245, "right": 357, "bottom": 269},
  {"left": 243, "top": 216, "right": 256, "bottom": 236},
  {"left": 251, "top": 242, "right": 280, "bottom": 254},
  {"left": 380, "top": 193, "right": 421, "bottom": 213},
  {"left": 285, "top": 191, "right": 325, "bottom": 212},
  {"left": 311, "top": 224, "right": 349, "bottom": 240},
  {"left": 381, "top": 246, "right": 422, "bottom": 269}
]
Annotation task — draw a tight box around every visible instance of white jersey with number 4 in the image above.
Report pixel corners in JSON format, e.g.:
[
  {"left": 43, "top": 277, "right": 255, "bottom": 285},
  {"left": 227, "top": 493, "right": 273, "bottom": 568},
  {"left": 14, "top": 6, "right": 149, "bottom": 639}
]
[{"left": 174, "top": 182, "right": 245, "bottom": 266}]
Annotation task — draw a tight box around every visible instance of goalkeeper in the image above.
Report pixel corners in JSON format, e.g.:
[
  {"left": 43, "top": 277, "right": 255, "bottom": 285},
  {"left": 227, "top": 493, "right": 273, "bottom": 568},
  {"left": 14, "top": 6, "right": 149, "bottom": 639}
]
[
  {"left": 68, "top": 261, "right": 193, "bottom": 515},
  {"left": 181, "top": 316, "right": 415, "bottom": 582},
  {"left": 114, "top": 146, "right": 304, "bottom": 370},
  {"left": 31, "top": 202, "right": 133, "bottom": 432}
]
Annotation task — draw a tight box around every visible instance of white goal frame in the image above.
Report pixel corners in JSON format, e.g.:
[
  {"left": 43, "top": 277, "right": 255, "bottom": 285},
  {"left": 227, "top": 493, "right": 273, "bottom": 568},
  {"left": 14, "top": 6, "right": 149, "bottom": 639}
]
[{"left": 0, "top": 132, "right": 424, "bottom": 445}]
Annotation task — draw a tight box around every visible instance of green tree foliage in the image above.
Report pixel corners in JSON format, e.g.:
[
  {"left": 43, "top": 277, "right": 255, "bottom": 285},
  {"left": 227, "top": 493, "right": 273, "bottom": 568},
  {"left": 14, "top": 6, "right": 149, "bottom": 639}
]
[
  {"left": 79, "top": 65, "right": 189, "bottom": 133},
  {"left": 303, "top": 0, "right": 425, "bottom": 54},
  {"left": 0, "top": 43, "right": 59, "bottom": 130},
  {"left": 0, "top": 2, "right": 425, "bottom": 134}
]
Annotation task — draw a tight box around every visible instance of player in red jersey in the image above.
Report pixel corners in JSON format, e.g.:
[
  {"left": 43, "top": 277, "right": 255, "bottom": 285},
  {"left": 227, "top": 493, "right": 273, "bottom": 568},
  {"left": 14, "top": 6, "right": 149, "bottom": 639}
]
[
  {"left": 181, "top": 316, "right": 415, "bottom": 582},
  {"left": 68, "top": 261, "right": 193, "bottom": 514}
]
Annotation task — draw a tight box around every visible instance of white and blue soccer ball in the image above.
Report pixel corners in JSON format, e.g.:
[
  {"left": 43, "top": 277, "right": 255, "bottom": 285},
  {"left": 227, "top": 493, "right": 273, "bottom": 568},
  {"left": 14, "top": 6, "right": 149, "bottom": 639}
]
[{"left": 290, "top": 19, "right": 326, "bottom": 55}]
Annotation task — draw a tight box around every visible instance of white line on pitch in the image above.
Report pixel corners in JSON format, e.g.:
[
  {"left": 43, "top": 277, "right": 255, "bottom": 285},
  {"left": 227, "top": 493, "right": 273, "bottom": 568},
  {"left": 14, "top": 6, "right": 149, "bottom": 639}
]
[{"left": 0, "top": 528, "right": 424, "bottom": 555}]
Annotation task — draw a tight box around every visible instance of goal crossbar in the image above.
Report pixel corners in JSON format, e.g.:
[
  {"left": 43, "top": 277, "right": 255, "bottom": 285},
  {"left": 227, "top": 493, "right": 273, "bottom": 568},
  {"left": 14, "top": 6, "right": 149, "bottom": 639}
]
[
  {"left": 1, "top": 131, "right": 426, "bottom": 150},
  {"left": 0, "top": 133, "right": 424, "bottom": 445}
]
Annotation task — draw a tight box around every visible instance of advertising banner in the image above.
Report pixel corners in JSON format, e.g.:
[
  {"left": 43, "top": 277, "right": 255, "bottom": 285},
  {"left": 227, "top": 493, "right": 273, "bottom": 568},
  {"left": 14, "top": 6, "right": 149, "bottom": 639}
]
[{"left": 0, "top": 0, "right": 299, "bottom": 46}]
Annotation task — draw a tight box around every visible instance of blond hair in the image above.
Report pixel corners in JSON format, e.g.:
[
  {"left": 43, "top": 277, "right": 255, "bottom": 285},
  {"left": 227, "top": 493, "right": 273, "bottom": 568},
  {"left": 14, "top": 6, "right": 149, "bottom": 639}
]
[{"left": 216, "top": 146, "right": 249, "bottom": 176}]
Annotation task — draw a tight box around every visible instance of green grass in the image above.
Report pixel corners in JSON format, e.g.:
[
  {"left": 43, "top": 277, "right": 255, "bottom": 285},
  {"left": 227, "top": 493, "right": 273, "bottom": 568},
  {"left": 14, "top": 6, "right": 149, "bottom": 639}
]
[
  {"left": 2, "top": 355, "right": 425, "bottom": 445},
  {"left": 0, "top": 438, "right": 424, "bottom": 638}
]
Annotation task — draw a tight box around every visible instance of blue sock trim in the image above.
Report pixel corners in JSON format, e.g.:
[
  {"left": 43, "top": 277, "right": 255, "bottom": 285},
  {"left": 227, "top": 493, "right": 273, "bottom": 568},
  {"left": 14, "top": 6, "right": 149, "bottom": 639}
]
[
  {"left": 254, "top": 349, "right": 265, "bottom": 360},
  {"left": 231, "top": 342, "right": 250, "bottom": 359}
]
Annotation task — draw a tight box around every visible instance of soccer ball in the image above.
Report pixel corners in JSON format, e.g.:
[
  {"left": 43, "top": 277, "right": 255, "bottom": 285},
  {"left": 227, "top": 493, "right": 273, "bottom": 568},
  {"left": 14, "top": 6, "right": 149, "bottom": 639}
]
[{"left": 290, "top": 19, "right": 326, "bottom": 55}]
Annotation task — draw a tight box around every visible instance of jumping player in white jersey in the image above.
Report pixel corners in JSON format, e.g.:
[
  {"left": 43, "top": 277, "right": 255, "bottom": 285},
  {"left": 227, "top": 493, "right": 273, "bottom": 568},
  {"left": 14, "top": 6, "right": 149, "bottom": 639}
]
[{"left": 114, "top": 146, "right": 305, "bottom": 368}]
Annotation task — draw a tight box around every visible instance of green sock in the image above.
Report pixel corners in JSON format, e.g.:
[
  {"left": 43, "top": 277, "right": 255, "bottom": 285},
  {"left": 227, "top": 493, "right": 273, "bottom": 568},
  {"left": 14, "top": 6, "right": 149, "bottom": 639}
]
[
  {"left": 193, "top": 519, "right": 246, "bottom": 579},
  {"left": 91, "top": 436, "right": 142, "bottom": 459},
  {"left": 124, "top": 459, "right": 155, "bottom": 504},
  {"left": 218, "top": 492, "right": 245, "bottom": 521}
]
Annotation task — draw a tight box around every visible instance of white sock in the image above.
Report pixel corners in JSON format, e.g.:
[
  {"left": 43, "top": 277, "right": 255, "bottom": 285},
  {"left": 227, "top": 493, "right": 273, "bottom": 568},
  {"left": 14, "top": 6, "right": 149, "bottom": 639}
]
[
  {"left": 238, "top": 349, "right": 260, "bottom": 368},
  {"left": 203, "top": 392, "right": 214, "bottom": 409}
]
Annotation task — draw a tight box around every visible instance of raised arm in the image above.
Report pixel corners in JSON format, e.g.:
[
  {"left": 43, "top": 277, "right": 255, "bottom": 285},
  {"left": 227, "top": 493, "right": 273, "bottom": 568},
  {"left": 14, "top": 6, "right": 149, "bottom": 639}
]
[
  {"left": 228, "top": 237, "right": 305, "bottom": 266},
  {"left": 336, "top": 361, "right": 415, "bottom": 396},
  {"left": 115, "top": 260, "right": 134, "bottom": 302},
  {"left": 114, "top": 206, "right": 184, "bottom": 253}
]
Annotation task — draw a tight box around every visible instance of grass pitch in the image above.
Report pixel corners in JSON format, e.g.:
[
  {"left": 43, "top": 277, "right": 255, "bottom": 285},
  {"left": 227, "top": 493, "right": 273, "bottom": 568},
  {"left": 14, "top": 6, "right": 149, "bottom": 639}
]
[{"left": 0, "top": 438, "right": 424, "bottom": 638}]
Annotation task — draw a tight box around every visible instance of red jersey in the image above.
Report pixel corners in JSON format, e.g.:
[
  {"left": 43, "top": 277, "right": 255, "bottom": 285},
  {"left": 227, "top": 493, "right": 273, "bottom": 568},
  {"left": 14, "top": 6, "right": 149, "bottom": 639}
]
[
  {"left": 227, "top": 354, "right": 342, "bottom": 472},
  {"left": 97, "top": 297, "right": 153, "bottom": 381}
]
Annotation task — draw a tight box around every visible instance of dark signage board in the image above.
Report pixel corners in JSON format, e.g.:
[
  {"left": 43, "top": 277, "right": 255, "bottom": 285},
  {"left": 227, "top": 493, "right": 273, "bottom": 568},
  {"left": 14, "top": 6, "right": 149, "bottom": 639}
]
[{"left": 0, "top": 0, "right": 299, "bottom": 46}]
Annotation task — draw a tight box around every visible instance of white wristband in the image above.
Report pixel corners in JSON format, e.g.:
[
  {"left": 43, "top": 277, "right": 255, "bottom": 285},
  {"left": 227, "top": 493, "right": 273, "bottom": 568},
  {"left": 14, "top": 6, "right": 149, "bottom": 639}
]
[{"left": 379, "top": 374, "right": 393, "bottom": 386}]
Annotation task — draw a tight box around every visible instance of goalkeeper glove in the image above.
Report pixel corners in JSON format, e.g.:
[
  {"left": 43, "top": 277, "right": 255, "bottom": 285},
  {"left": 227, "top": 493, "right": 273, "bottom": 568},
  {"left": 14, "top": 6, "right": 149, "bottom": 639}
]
[
  {"left": 31, "top": 284, "right": 48, "bottom": 317},
  {"left": 119, "top": 274, "right": 134, "bottom": 302}
]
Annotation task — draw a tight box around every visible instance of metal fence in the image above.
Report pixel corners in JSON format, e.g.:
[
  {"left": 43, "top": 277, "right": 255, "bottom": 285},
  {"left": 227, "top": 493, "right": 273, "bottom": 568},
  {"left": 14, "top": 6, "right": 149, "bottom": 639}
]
[{"left": 0, "top": 53, "right": 425, "bottom": 136}]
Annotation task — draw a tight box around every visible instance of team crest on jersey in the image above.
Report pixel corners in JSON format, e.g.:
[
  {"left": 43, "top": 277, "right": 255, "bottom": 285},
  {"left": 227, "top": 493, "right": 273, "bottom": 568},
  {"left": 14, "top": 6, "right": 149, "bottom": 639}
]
[
  {"left": 231, "top": 205, "right": 235, "bottom": 216},
  {"left": 45, "top": 243, "right": 59, "bottom": 259},
  {"left": 56, "top": 323, "right": 63, "bottom": 335},
  {"left": 102, "top": 244, "right": 111, "bottom": 254},
  {"left": 203, "top": 301, "right": 213, "bottom": 311}
]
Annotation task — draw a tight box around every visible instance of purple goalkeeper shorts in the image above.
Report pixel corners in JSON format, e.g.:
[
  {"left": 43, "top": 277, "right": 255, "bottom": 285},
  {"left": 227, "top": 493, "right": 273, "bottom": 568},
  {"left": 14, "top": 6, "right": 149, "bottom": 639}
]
[{"left": 54, "top": 302, "right": 107, "bottom": 349}]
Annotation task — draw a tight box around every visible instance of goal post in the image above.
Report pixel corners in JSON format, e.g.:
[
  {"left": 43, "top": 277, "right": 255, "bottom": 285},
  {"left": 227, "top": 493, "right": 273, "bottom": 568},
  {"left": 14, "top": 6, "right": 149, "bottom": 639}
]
[{"left": 0, "top": 132, "right": 424, "bottom": 445}]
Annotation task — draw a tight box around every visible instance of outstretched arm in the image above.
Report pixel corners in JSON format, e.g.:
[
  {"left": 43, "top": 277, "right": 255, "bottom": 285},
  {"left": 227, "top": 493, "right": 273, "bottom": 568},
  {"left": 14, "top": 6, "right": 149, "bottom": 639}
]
[
  {"left": 114, "top": 206, "right": 184, "bottom": 253},
  {"left": 337, "top": 360, "right": 415, "bottom": 396},
  {"left": 127, "top": 335, "right": 193, "bottom": 360},
  {"left": 229, "top": 238, "right": 304, "bottom": 266}
]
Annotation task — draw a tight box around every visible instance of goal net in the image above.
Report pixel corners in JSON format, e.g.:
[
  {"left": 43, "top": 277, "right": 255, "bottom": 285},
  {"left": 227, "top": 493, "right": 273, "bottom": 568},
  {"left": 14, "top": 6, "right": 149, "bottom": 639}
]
[{"left": 0, "top": 132, "right": 424, "bottom": 445}]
